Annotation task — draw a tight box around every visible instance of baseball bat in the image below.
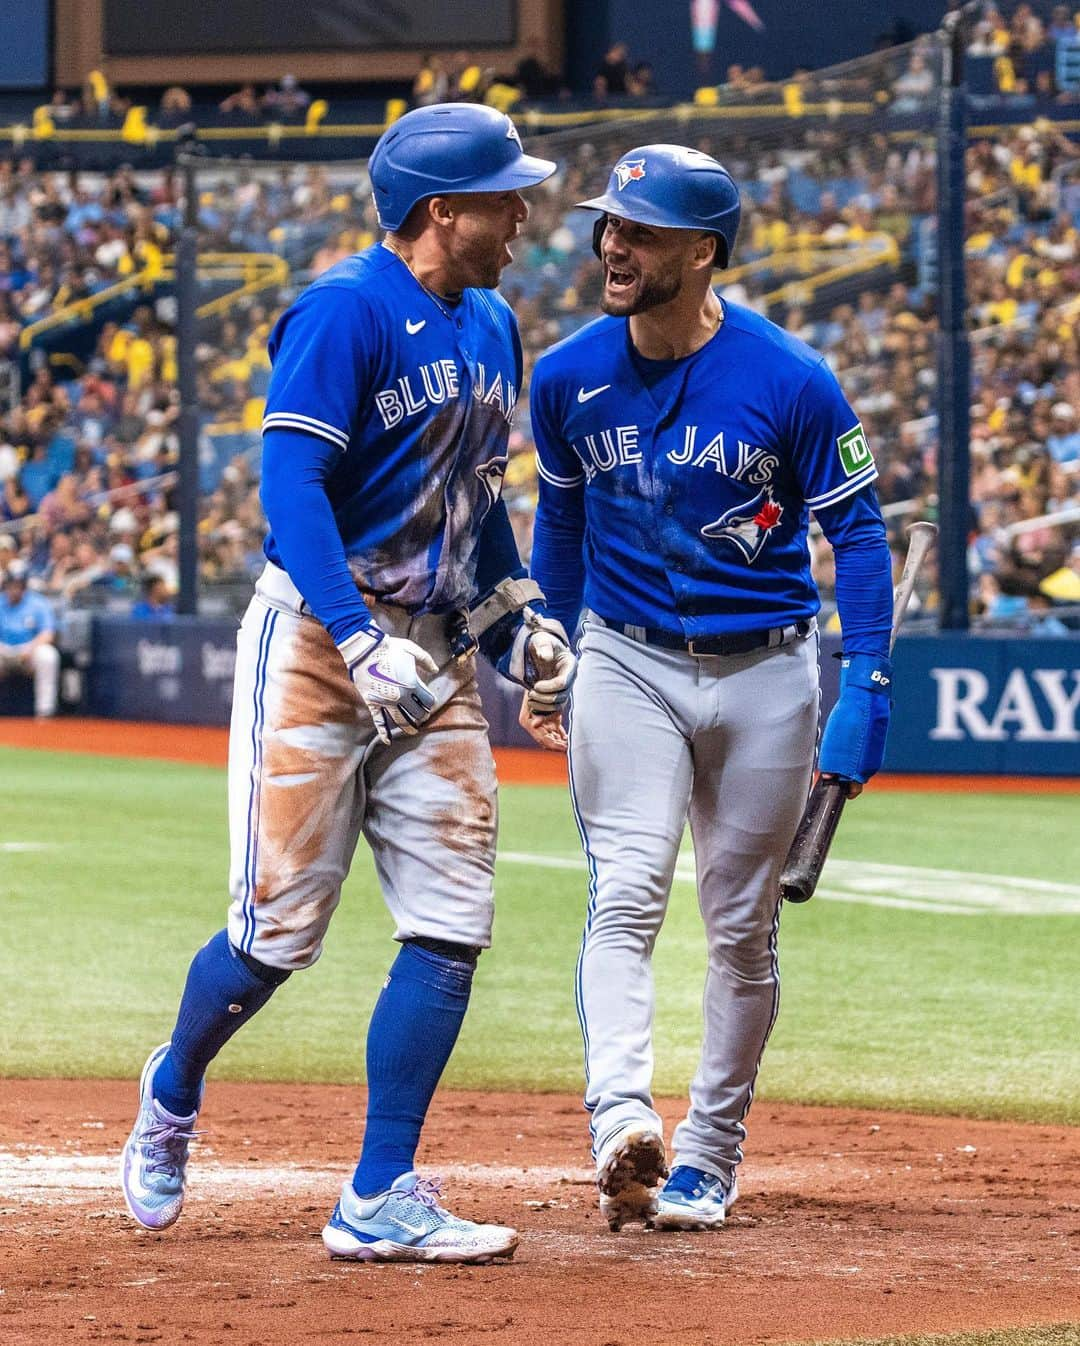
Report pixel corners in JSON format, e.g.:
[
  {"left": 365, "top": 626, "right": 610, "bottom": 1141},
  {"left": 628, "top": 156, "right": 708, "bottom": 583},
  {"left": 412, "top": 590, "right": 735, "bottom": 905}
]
[{"left": 779, "top": 521, "right": 939, "bottom": 904}]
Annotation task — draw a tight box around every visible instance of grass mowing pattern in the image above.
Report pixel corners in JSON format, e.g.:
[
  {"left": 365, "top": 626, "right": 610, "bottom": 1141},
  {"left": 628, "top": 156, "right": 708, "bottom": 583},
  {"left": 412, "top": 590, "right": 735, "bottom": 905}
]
[{"left": 1, "top": 748, "right": 1077, "bottom": 1123}]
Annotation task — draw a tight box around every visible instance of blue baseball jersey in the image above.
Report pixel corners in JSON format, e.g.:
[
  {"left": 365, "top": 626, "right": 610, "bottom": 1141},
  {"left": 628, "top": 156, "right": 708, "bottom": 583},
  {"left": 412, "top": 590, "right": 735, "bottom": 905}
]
[
  {"left": 262, "top": 243, "right": 521, "bottom": 615},
  {"left": 0, "top": 589, "right": 55, "bottom": 645},
  {"left": 529, "top": 299, "right": 879, "bottom": 637}
]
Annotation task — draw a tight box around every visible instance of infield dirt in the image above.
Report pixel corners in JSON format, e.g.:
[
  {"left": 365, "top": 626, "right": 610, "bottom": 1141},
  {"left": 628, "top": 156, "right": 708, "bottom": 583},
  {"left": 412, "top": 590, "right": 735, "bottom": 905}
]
[{"left": 2, "top": 1082, "right": 1078, "bottom": 1345}]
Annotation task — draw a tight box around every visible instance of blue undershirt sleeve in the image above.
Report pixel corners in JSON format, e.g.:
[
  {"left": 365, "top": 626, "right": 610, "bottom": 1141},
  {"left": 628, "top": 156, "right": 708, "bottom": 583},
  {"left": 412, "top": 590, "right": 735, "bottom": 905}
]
[
  {"left": 260, "top": 427, "right": 374, "bottom": 645},
  {"left": 530, "top": 479, "right": 587, "bottom": 641},
  {"left": 813, "top": 485, "right": 893, "bottom": 658}
]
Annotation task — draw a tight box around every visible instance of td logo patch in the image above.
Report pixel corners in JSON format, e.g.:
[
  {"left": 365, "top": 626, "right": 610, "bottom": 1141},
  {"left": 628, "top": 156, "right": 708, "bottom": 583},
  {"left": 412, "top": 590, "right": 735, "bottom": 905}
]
[{"left": 837, "top": 423, "right": 873, "bottom": 477}]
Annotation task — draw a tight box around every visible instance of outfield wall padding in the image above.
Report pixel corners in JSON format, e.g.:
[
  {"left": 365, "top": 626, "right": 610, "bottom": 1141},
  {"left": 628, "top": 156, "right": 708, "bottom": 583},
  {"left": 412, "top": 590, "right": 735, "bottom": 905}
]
[{"left": 83, "top": 617, "right": 1080, "bottom": 776}]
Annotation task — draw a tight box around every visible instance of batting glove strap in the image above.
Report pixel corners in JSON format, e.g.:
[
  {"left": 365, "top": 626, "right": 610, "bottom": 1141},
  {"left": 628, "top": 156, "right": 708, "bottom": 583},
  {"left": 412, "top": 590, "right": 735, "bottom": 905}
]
[
  {"left": 497, "top": 607, "right": 577, "bottom": 711},
  {"left": 818, "top": 652, "right": 893, "bottom": 784},
  {"left": 337, "top": 625, "right": 438, "bottom": 745}
]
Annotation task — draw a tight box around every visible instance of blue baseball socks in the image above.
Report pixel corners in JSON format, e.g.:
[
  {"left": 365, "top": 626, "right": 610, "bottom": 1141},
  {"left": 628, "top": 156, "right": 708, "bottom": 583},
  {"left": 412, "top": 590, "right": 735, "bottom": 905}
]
[
  {"left": 351, "top": 940, "right": 475, "bottom": 1198},
  {"left": 152, "top": 928, "right": 288, "bottom": 1116}
]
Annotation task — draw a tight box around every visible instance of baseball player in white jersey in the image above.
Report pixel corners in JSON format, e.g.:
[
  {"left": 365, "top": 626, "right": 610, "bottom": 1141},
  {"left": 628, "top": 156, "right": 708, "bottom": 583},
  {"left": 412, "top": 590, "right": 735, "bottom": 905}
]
[
  {"left": 121, "top": 104, "right": 575, "bottom": 1263},
  {"left": 524, "top": 146, "right": 894, "bottom": 1231}
]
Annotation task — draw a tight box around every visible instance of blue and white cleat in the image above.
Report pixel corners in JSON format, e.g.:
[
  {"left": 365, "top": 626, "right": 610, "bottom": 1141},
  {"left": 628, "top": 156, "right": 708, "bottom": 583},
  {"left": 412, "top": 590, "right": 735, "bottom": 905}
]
[
  {"left": 596, "top": 1124, "right": 668, "bottom": 1231},
  {"left": 120, "top": 1043, "right": 202, "bottom": 1231},
  {"left": 651, "top": 1164, "right": 739, "bottom": 1230},
  {"left": 322, "top": 1173, "right": 519, "bottom": 1264}
]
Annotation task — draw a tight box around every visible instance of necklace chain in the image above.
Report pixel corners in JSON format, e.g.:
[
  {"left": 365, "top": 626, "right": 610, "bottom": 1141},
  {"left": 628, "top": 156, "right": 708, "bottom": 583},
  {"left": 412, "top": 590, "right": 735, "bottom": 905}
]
[{"left": 381, "top": 239, "right": 460, "bottom": 323}]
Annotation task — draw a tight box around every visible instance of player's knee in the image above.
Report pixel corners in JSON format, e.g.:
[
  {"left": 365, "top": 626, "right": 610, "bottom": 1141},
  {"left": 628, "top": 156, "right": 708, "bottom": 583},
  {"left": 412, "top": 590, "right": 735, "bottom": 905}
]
[{"left": 33, "top": 644, "right": 60, "bottom": 670}]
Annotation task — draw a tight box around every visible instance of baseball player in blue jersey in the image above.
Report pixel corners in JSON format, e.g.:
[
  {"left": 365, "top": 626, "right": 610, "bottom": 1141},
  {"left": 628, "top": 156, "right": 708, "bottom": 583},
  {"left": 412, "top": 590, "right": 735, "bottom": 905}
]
[
  {"left": 121, "top": 104, "right": 575, "bottom": 1263},
  {"left": 525, "top": 145, "right": 893, "bottom": 1231}
]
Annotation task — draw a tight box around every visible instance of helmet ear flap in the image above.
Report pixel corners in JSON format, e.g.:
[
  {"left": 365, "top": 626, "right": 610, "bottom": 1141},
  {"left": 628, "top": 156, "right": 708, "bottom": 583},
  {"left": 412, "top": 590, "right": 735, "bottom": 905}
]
[{"left": 591, "top": 214, "right": 607, "bottom": 260}]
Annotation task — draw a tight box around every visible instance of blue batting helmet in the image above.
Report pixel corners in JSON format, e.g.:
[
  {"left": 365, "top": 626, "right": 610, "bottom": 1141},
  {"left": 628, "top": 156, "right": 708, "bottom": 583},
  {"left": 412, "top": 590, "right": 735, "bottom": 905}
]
[
  {"left": 578, "top": 144, "right": 741, "bottom": 268},
  {"left": 368, "top": 103, "right": 557, "bottom": 232}
]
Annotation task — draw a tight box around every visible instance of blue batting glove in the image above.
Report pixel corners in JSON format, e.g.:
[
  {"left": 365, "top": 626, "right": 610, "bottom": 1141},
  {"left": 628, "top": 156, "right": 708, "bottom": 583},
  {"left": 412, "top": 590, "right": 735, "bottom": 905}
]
[{"left": 818, "top": 652, "right": 893, "bottom": 784}]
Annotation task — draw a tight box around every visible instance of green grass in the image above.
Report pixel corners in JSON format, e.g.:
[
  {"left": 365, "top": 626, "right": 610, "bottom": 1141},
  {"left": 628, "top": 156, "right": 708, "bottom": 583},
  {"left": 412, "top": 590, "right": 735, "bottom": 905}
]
[
  {"left": 1, "top": 748, "right": 1078, "bottom": 1123},
  {"left": 799, "top": 1328, "right": 1080, "bottom": 1346}
]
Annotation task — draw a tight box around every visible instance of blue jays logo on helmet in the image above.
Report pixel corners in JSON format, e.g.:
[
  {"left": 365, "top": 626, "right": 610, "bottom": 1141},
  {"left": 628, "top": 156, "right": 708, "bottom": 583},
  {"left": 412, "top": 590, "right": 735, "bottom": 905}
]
[
  {"left": 613, "top": 158, "right": 647, "bottom": 190},
  {"left": 578, "top": 143, "right": 741, "bottom": 268},
  {"left": 700, "top": 487, "right": 783, "bottom": 563}
]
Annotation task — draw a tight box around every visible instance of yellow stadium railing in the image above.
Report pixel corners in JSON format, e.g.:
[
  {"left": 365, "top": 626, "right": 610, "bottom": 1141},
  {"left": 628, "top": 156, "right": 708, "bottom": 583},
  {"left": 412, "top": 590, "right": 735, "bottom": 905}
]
[
  {"left": 19, "top": 252, "right": 289, "bottom": 351},
  {"left": 720, "top": 231, "right": 902, "bottom": 307}
]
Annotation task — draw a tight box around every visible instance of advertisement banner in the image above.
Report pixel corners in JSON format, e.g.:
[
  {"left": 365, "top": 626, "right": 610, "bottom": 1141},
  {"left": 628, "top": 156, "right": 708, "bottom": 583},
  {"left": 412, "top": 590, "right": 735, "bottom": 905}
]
[{"left": 84, "top": 618, "right": 1079, "bottom": 776}]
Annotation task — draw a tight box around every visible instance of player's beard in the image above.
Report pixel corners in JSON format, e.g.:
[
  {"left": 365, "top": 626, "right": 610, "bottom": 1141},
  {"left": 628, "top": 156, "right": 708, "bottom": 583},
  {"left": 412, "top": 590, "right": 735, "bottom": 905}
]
[
  {"left": 456, "top": 232, "right": 508, "bottom": 290},
  {"left": 600, "top": 261, "right": 683, "bottom": 316}
]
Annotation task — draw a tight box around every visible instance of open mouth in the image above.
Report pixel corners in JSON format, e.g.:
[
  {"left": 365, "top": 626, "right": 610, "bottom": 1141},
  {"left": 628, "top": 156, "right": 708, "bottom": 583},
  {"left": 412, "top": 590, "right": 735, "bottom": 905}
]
[{"left": 605, "top": 265, "right": 636, "bottom": 293}]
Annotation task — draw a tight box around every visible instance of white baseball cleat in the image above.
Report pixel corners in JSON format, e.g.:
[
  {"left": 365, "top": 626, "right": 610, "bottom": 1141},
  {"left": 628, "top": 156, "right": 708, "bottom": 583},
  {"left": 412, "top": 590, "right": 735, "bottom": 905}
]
[
  {"left": 595, "top": 1124, "right": 668, "bottom": 1231},
  {"left": 322, "top": 1173, "right": 519, "bottom": 1264},
  {"left": 120, "top": 1043, "right": 202, "bottom": 1231},
  {"left": 651, "top": 1164, "right": 739, "bottom": 1230}
]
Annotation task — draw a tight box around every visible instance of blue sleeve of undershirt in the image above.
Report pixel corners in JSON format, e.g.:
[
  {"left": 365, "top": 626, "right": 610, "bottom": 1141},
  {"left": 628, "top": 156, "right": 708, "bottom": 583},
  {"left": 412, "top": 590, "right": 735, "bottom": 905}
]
[
  {"left": 813, "top": 484, "right": 893, "bottom": 658},
  {"left": 530, "top": 479, "right": 587, "bottom": 642},
  {"left": 260, "top": 427, "right": 374, "bottom": 645}
]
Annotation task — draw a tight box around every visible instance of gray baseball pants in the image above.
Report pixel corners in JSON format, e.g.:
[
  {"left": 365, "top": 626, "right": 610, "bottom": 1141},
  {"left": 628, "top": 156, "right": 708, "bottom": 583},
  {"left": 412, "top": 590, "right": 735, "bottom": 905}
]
[{"left": 569, "top": 617, "right": 818, "bottom": 1180}]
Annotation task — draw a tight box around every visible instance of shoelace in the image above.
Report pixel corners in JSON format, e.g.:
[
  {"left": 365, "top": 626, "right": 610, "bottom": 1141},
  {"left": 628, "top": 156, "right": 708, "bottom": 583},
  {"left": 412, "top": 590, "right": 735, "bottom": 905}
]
[
  {"left": 409, "top": 1176, "right": 449, "bottom": 1213},
  {"left": 140, "top": 1119, "right": 202, "bottom": 1178}
]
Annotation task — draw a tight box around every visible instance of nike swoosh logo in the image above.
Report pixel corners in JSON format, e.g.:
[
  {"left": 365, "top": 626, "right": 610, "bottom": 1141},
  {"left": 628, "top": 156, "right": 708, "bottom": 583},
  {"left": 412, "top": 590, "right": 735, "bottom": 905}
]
[
  {"left": 577, "top": 384, "right": 611, "bottom": 403},
  {"left": 367, "top": 661, "right": 403, "bottom": 686},
  {"left": 396, "top": 1219, "right": 430, "bottom": 1236},
  {"left": 405, "top": 318, "right": 426, "bottom": 335}
]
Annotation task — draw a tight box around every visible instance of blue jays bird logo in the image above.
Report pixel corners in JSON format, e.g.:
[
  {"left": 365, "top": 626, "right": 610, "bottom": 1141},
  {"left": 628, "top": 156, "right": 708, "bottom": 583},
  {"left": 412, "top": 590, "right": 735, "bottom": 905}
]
[
  {"left": 475, "top": 455, "right": 508, "bottom": 507},
  {"left": 614, "top": 159, "right": 647, "bottom": 190},
  {"left": 700, "top": 487, "right": 783, "bottom": 562}
]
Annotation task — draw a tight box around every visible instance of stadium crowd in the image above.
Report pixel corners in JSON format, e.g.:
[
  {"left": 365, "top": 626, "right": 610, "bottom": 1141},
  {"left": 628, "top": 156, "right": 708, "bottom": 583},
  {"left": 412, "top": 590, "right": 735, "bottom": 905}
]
[{"left": 0, "top": 50, "right": 1078, "bottom": 649}]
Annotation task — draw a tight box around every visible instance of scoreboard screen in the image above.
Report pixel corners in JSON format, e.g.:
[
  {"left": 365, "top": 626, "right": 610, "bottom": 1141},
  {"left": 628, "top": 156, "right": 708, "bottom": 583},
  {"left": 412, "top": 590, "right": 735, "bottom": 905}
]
[{"left": 104, "top": 0, "right": 516, "bottom": 55}]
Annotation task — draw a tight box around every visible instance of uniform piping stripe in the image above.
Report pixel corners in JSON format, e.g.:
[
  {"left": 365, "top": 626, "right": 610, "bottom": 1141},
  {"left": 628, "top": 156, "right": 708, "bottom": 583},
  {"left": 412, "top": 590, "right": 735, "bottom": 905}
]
[
  {"left": 805, "top": 464, "right": 878, "bottom": 510},
  {"left": 566, "top": 706, "right": 602, "bottom": 1149},
  {"left": 262, "top": 413, "right": 350, "bottom": 450},
  {"left": 730, "top": 887, "right": 784, "bottom": 1167},
  {"left": 536, "top": 455, "right": 585, "bottom": 489},
  {"left": 240, "top": 607, "right": 277, "bottom": 954}
]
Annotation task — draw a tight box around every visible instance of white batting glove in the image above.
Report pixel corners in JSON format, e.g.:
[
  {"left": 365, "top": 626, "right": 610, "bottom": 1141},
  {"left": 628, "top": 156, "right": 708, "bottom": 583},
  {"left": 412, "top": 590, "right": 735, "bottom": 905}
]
[
  {"left": 506, "top": 608, "right": 577, "bottom": 717},
  {"left": 337, "top": 626, "right": 439, "bottom": 745}
]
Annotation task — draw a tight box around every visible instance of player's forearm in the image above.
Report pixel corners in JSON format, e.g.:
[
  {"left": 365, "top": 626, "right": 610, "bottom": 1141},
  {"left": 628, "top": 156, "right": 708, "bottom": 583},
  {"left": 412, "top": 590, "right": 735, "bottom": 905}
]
[
  {"left": 830, "top": 529, "right": 893, "bottom": 657},
  {"left": 816, "top": 490, "right": 892, "bottom": 657},
  {"left": 530, "top": 495, "right": 586, "bottom": 640},
  {"left": 260, "top": 428, "right": 373, "bottom": 644}
]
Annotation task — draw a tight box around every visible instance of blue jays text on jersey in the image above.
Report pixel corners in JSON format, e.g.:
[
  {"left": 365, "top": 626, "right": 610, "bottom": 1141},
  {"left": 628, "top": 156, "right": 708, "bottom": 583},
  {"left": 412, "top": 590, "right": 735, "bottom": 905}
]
[
  {"left": 528, "top": 300, "right": 879, "bottom": 638},
  {"left": 261, "top": 243, "right": 521, "bottom": 614}
]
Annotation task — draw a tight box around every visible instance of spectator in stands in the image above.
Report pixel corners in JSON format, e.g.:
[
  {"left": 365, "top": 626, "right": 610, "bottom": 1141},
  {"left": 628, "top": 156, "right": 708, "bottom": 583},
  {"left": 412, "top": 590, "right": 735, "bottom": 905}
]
[
  {"left": 1047, "top": 402, "right": 1080, "bottom": 462},
  {"left": 1026, "top": 590, "right": 1071, "bottom": 634},
  {"left": 448, "top": 51, "right": 484, "bottom": 101},
  {"left": 0, "top": 559, "right": 60, "bottom": 716},
  {"left": 892, "top": 48, "right": 935, "bottom": 109},
  {"left": 219, "top": 84, "right": 260, "bottom": 121},
  {"left": 158, "top": 86, "right": 193, "bottom": 127},
  {"left": 514, "top": 44, "right": 559, "bottom": 99},
  {"left": 412, "top": 55, "right": 449, "bottom": 107},
  {"left": 627, "top": 62, "right": 656, "bottom": 96},
  {"left": 1010, "top": 3, "right": 1046, "bottom": 52},
  {"left": 131, "top": 572, "right": 174, "bottom": 621},
  {"left": 261, "top": 75, "right": 310, "bottom": 120},
  {"left": 596, "top": 42, "right": 631, "bottom": 94}
]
